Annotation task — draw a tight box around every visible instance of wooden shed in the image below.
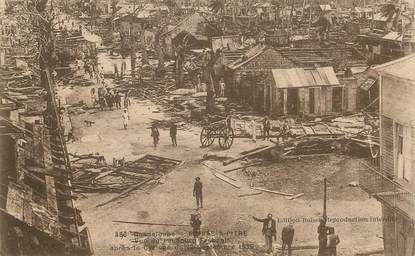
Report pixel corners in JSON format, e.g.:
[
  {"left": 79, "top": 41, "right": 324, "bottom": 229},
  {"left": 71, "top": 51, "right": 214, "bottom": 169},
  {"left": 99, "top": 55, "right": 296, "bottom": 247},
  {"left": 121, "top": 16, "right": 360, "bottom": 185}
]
[
  {"left": 265, "top": 67, "right": 346, "bottom": 116},
  {"left": 224, "top": 45, "right": 295, "bottom": 111}
]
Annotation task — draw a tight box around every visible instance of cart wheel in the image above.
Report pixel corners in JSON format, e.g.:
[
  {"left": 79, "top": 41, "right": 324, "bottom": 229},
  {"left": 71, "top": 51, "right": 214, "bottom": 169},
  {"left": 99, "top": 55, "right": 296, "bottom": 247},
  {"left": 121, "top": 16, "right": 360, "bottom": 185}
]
[
  {"left": 219, "top": 127, "right": 234, "bottom": 150},
  {"left": 200, "top": 127, "right": 215, "bottom": 147}
]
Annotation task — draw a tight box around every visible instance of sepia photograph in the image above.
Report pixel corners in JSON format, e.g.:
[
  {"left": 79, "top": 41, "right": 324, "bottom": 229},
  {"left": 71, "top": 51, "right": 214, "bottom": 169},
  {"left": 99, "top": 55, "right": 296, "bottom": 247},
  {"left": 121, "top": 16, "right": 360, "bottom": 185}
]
[{"left": 0, "top": 0, "right": 414, "bottom": 255}]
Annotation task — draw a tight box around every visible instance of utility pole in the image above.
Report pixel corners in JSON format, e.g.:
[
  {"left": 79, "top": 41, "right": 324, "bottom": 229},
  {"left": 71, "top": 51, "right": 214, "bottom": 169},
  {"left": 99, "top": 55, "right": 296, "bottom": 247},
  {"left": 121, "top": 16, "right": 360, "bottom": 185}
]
[{"left": 323, "top": 178, "right": 327, "bottom": 220}]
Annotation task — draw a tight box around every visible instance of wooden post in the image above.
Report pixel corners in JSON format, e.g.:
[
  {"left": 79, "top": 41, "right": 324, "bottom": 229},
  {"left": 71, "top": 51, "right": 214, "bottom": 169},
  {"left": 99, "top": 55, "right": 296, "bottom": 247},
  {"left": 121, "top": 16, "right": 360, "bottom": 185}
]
[{"left": 323, "top": 178, "right": 327, "bottom": 220}]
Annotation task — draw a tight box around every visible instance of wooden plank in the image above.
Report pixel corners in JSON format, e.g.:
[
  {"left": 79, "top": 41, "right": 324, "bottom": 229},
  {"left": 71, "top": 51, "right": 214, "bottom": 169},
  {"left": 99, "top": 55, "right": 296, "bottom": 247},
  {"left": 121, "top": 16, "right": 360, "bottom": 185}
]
[
  {"left": 202, "top": 163, "right": 237, "bottom": 181},
  {"left": 252, "top": 187, "right": 293, "bottom": 196},
  {"left": 285, "top": 193, "right": 305, "bottom": 200},
  {"left": 283, "top": 153, "right": 332, "bottom": 159},
  {"left": 112, "top": 220, "right": 188, "bottom": 227},
  {"left": 238, "top": 191, "right": 262, "bottom": 197},
  {"left": 212, "top": 172, "right": 241, "bottom": 189},
  {"left": 223, "top": 163, "right": 262, "bottom": 173},
  {"left": 96, "top": 178, "right": 154, "bottom": 207},
  {"left": 223, "top": 145, "right": 276, "bottom": 166}
]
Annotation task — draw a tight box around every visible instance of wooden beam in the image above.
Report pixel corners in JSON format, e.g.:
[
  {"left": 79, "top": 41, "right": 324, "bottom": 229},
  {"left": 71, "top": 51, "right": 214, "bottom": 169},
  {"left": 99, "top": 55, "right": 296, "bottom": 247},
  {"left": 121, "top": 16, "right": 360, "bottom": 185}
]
[
  {"left": 223, "top": 145, "right": 276, "bottom": 166},
  {"left": 112, "top": 220, "right": 189, "bottom": 227},
  {"left": 212, "top": 172, "right": 241, "bottom": 189},
  {"left": 252, "top": 187, "right": 294, "bottom": 196},
  {"left": 238, "top": 191, "right": 262, "bottom": 197},
  {"left": 96, "top": 178, "right": 154, "bottom": 207},
  {"left": 223, "top": 163, "right": 262, "bottom": 173},
  {"left": 285, "top": 193, "right": 305, "bottom": 200}
]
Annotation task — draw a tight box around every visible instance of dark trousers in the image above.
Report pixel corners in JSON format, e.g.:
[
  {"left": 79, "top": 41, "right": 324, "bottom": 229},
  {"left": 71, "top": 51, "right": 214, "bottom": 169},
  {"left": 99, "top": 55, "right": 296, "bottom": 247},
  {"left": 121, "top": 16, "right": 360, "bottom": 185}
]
[
  {"left": 281, "top": 241, "right": 292, "bottom": 256},
  {"left": 195, "top": 193, "right": 203, "bottom": 208},
  {"left": 171, "top": 135, "right": 177, "bottom": 146},
  {"left": 264, "top": 234, "right": 273, "bottom": 253},
  {"left": 153, "top": 137, "right": 159, "bottom": 147},
  {"left": 318, "top": 240, "right": 327, "bottom": 256},
  {"left": 263, "top": 129, "right": 270, "bottom": 139}
]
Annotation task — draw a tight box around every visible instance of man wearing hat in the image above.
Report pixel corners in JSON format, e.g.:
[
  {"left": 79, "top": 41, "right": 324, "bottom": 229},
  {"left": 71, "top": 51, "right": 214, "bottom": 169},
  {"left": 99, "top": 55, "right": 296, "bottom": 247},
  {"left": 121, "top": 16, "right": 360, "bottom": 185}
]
[
  {"left": 193, "top": 177, "right": 203, "bottom": 209},
  {"left": 253, "top": 214, "right": 277, "bottom": 254}
]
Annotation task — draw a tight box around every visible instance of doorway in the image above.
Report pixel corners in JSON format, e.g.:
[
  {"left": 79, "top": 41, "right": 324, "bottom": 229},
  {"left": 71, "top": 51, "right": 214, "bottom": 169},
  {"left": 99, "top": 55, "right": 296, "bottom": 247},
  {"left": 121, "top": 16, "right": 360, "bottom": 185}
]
[
  {"left": 332, "top": 87, "right": 343, "bottom": 113},
  {"left": 287, "top": 88, "right": 299, "bottom": 115}
]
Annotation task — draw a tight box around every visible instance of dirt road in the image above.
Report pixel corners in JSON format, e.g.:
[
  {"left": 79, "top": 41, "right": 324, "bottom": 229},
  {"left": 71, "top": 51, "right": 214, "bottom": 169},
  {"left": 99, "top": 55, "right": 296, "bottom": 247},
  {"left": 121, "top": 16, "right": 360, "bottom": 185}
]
[{"left": 57, "top": 51, "right": 383, "bottom": 256}]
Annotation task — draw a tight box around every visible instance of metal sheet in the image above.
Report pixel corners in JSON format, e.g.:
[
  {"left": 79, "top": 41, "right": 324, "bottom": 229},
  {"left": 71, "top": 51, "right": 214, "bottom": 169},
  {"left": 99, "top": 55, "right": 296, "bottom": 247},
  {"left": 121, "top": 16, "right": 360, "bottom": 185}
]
[{"left": 271, "top": 67, "right": 339, "bottom": 89}]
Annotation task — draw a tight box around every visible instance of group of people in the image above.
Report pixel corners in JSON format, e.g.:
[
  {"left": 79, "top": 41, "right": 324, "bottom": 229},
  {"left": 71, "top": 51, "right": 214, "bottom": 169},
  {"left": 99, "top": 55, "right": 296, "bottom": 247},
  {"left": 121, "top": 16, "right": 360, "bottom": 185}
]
[
  {"left": 261, "top": 116, "right": 291, "bottom": 141},
  {"left": 91, "top": 87, "right": 126, "bottom": 111},
  {"left": 318, "top": 218, "right": 341, "bottom": 256},
  {"left": 252, "top": 214, "right": 295, "bottom": 255},
  {"left": 191, "top": 177, "right": 339, "bottom": 256},
  {"left": 148, "top": 123, "right": 178, "bottom": 148}
]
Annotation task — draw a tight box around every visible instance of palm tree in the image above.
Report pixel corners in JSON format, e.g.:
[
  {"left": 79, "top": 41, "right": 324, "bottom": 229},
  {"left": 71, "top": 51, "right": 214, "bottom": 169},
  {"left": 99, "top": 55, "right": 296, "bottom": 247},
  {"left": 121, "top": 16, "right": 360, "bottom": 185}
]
[
  {"left": 210, "top": 0, "right": 226, "bottom": 14},
  {"left": 380, "top": 3, "right": 400, "bottom": 31}
]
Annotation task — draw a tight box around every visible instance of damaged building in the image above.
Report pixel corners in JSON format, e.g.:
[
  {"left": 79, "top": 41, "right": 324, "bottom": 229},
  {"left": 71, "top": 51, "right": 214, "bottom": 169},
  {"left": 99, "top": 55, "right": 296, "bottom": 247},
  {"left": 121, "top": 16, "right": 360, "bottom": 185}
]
[
  {"left": 359, "top": 53, "right": 415, "bottom": 256},
  {"left": 0, "top": 56, "right": 92, "bottom": 254}
]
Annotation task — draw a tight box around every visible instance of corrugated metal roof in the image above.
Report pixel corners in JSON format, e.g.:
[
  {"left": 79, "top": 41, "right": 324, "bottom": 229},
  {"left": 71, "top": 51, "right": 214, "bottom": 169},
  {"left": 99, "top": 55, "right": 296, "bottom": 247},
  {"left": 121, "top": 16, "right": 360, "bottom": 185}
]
[
  {"left": 227, "top": 44, "right": 267, "bottom": 69},
  {"left": 271, "top": 67, "right": 339, "bottom": 89}
]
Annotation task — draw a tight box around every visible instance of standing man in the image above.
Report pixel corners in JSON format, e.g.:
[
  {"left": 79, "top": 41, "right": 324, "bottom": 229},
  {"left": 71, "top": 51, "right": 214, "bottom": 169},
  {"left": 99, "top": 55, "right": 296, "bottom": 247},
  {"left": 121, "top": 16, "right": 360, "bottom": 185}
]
[
  {"left": 193, "top": 177, "right": 203, "bottom": 209},
  {"left": 281, "top": 120, "right": 290, "bottom": 141},
  {"left": 115, "top": 91, "right": 122, "bottom": 109},
  {"left": 123, "top": 91, "right": 131, "bottom": 109},
  {"left": 318, "top": 218, "right": 328, "bottom": 256},
  {"left": 122, "top": 109, "right": 129, "bottom": 130},
  {"left": 151, "top": 125, "right": 160, "bottom": 148},
  {"left": 326, "top": 227, "right": 340, "bottom": 256},
  {"left": 170, "top": 122, "right": 177, "bottom": 146},
  {"left": 281, "top": 222, "right": 295, "bottom": 256},
  {"left": 263, "top": 116, "right": 271, "bottom": 140},
  {"left": 190, "top": 213, "right": 202, "bottom": 248},
  {"left": 252, "top": 214, "right": 276, "bottom": 254}
]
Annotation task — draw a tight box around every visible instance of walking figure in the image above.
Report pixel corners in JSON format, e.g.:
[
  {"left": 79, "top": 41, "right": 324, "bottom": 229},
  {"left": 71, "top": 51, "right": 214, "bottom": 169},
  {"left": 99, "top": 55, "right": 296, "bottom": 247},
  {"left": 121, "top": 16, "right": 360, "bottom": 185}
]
[
  {"left": 122, "top": 109, "right": 129, "bottom": 129},
  {"left": 253, "top": 214, "right": 276, "bottom": 254},
  {"left": 151, "top": 125, "right": 159, "bottom": 148},
  {"left": 193, "top": 177, "right": 203, "bottom": 209},
  {"left": 170, "top": 122, "right": 177, "bottom": 146},
  {"left": 263, "top": 116, "right": 271, "bottom": 140}
]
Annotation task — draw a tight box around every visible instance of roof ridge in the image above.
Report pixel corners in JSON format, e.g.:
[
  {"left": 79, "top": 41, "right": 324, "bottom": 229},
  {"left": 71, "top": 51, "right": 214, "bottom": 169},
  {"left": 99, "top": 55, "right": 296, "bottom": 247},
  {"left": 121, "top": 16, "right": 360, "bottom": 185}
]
[{"left": 374, "top": 53, "right": 415, "bottom": 71}]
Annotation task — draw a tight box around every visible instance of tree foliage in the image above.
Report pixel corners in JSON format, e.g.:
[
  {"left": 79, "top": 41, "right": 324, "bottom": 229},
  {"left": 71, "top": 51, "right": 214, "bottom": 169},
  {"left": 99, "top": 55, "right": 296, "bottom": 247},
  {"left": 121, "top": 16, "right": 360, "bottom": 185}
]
[
  {"left": 210, "top": 0, "right": 226, "bottom": 14},
  {"left": 16, "top": 0, "right": 57, "bottom": 84}
]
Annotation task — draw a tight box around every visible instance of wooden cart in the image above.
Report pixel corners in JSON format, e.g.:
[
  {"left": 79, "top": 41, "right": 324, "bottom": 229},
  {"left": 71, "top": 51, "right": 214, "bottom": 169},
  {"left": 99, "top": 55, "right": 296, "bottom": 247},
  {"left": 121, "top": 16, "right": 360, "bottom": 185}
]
[{"left": 200, "top": 121, "right": 234, "bottom": 149}]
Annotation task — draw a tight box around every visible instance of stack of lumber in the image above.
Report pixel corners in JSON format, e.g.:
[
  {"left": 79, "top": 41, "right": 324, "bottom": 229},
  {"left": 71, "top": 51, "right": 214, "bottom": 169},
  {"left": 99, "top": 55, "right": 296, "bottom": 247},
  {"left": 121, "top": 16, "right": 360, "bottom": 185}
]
[{"left": 72, "top": 154, "right": 182, "bottom": 194}]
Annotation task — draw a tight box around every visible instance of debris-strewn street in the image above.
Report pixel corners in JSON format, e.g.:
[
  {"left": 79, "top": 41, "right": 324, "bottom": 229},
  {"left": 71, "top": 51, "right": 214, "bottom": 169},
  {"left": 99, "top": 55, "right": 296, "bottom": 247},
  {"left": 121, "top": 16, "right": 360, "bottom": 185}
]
[{"left": 1, "top": 0, "right": 414, "bottom": 256}]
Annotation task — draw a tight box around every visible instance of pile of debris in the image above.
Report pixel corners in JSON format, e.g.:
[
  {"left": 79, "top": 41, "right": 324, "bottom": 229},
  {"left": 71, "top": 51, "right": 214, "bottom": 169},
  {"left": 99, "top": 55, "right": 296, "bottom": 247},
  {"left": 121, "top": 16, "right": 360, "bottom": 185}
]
[
  {"left": 71, "top": 153, "right": 182, "bottom": 205},
  {"left": 222, "top": 113, "right": 379, "bottom": 165}
]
